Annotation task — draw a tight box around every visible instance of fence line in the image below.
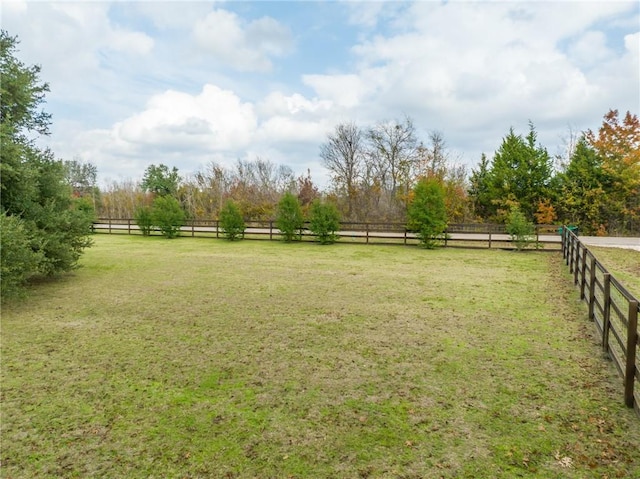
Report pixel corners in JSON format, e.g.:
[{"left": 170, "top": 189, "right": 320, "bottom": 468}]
[
  {"left": 92, "top": 218, "right": 562, "bottom": 250},
  {"left": 562, "top": 228, "right": 639, "bottom": 416}
]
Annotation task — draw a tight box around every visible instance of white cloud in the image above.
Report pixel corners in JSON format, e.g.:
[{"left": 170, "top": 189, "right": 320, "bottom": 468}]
[
  {"left": 302, "top": 74, "right": 371, "bottom": 109},
  {"left": 192, "top": 9, "right": 293, "bottom": 72},
  {"left": 109, "top": 29, "right": 154, "bottom": 55},
  {"left": 4, "top": 1, "right": 638, "bottom": 187},
  {"left": 113, "top": 85, "right": 257, "bottom": 152},
  {"left": 258, "top": 91, "right": 332, "bottom": 117}
]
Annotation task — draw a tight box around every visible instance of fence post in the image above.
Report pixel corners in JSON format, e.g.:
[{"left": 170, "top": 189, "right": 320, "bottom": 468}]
[
  {"left": 127, "top": 218, "right": 131, "bottom": 235},
  {"left": 216, "top": 220, "right": 219, "bottom": 238},
  {"left": 588, "top": 256, "right": 597, "bottom": 320},
  {"left": 573, "top": 242, "right": 581, "bottom": 285},
  {"left": 580, "top": 248, "right": 588, "bottom": 300},
  {"left": 488, "top": 231, "right": 492, "bottom": 249},
  {"left": 624, "top": 300, "right": 638, "bottom": 408},
  {"left": 404, "top": 228, "right": 407, "bottom": 245},
  {"left": 366, "top": 223, "right": 369, "bottom": 244},
  {"left": 269, "top": 221, "right": 273, "bottom": 241},
  {"left": 602, "top": 273, "right": 611, "bottom": 352},
  {"left": 108, "top": 218, "right": 112, "bottom": 234}
]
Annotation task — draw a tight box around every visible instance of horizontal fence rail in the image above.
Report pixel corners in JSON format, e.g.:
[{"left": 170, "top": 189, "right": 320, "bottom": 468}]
[
  {"left": 562, "top": 228, "right": 639, "bottom": 416},
  {"left": 92, "top": 219, "right": 562, "bottom": 250}
]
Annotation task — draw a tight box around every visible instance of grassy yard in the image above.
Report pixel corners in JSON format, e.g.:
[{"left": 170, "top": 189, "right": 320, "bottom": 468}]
[
  {"left": 2, "top": 235, "right": 639, "bottom": 478},
  {"left": 589, "top": 246, "right": 640, "bottom": 296}
]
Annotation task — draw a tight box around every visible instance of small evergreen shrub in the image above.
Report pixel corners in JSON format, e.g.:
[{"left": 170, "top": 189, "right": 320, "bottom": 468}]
[
  {"left": 0, "top": 214, "right": 41, "bottom": 300},
  {"left": 506, "top": 205, "right": 536, "bottom": 251},
  {"left": 151, "top": 196, "right": 185, "bottom": 239},
  {"left": 406, "top": 178, "right": 447, "bottom": 249},
  {"left": 219, "top": 200, "right": 245, "bottom": 241},
  {"left": 309, "top": 200, "right": 340, "bottom": 244},
  {"left": 135, "top": 206, "right": 154, "bottom": 236},
  {"left": 275, "top": 192, "right": 304, "bottom": 242}
]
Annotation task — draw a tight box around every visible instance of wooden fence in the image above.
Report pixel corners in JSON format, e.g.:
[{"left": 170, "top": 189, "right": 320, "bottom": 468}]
[
  {"left": 562, "top": 228, "right": 639, "bottom": 415},
  {"left": 92, "top": 218, "right": 562, "bottom": 250}
]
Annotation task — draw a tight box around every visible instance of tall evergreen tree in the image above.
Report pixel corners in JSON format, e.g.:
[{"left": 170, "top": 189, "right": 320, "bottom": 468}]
[
  {"left": 556, "top": 138, "right": 605, "bottom": 234},
  {"left": 1, "top": 31, "right": 93, "bottom": 299},
  {"left": 485, "top": 124, "right": 553, "bottom": 222}
]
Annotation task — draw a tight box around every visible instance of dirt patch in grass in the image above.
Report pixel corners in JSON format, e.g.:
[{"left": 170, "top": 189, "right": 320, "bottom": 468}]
[{"left": 2, "top": 236, "right": 639, "bottom": 478}]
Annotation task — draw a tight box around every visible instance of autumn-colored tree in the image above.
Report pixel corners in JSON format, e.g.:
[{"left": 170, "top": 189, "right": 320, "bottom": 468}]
[
  {"left": 585, "top": 109, "right": 640, "bottom": 234},
  {"left": 534, "top": 199, "right": 557, "bottom": 225}
]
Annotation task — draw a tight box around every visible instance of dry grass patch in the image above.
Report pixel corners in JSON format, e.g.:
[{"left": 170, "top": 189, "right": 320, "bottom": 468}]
[{"left": 2, "top": 236, "right": 639, "bottom": 478}]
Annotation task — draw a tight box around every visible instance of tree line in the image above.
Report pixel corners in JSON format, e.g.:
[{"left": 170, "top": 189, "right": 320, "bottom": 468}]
[{"left": 94, "top": 109, "right": 639, "bottom": 237}]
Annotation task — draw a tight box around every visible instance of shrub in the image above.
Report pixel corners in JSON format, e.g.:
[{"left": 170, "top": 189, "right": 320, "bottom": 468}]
[
  {"left": 135, "top": 206, "right": 154, "bottom": 236},
  {"left": 275, "top": 192, "right": 304, "bottom": 242},
  {"left": 151, "top": 196, "right": 185, "bottom": 239},
  {"left": 309, "top": 200, "right": 340, "bottom": 244},
  {"left": 0, "top": 214, "right": 41, "bottom": 300},
  {"left": 219, "top": 200, "right": 245, "bottom": 241},
  {"left": 407, "top": 178, "right": 447, "bottom": 249},
  {"left": 506, "top": 205, "right": 536, "bottom": 251}
]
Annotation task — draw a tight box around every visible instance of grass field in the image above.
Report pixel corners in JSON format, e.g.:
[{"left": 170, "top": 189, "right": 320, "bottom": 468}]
[
  {"left": 2, "top": 236, "right": 639, "bottom": 478},
  {"left": 588, "top": 246, "right": 640, "bottom": 296}
]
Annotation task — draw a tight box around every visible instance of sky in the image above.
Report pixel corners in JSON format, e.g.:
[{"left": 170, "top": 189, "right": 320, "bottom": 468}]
[{"left": 3, "top": 0, "right": 639, "bottom": 188}]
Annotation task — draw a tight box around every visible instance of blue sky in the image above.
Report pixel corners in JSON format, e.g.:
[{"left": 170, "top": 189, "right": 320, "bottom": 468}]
[{"left": 3, "top": 0, "right": 639, "bottom": 188}]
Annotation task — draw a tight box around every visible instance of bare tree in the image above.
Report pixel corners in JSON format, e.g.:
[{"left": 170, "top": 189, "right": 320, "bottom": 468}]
[
  {"left": 417, "top": 131, "right": 449, "bottom": 180},
  {"left": 367, "top": 116, "right": 420, "bottom": 213},
  {"left": 320, "top": 122, "right": 365, "bottom": 219}
]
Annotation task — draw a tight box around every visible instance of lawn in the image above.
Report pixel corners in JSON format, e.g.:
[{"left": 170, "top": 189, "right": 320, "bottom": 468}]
[
  {"left": 588, "top": 246, "right": 640, "bottom": 297},
  {"left": 2, "top": 235, "right": 639, "bottom": 478}
]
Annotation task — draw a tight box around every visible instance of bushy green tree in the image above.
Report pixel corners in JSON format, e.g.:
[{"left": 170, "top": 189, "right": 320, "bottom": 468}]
[
  {"left": 134, "top": 206, "right": 154, "bottom": 236},
  {"left": 219, "top": 200, "right": 245, "bottom": 240},
  {"left": 555, "top": 138, "right": 605, "bottom": 234},
  {"left": 1, "top": 31, "right": 93, "bottom": 299},
  {"left": 309, "top": 200, "right": 340, "bottom": 244},
  {"left": 479, "top": 124, "right": 553, "bottom": 222},
  {"left": 0, "top": 214, "right": 41, "bottom": 299},
  {"left": 141, "top": 164, "right": 181, "bottom": 197},
  {"left": 275, "top": 192, "right": 304, "bottom": 241},
  {"left": 506, "top": 204, "right": 536, "bottom": 251},
  {"left": 150, "top": 195, "right": 185, "bottom": 238},
  {"left": 407, "top": 177, "right": 447, "bottom": 248}
]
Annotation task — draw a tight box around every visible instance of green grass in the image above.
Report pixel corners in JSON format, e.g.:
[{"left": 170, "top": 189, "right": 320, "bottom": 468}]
[
  {"left": 589, "top": 246, "right": 640, "bottom": 297},
  {"left": 2, "top": 236, "right": 639, "bottom": 478}
]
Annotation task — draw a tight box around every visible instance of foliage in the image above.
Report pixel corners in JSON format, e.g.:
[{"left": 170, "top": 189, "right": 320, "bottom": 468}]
[
  {"left": 470, "top": 124, "right": 553, "bottom": 223},
  {"left": 585, "top": 109, "right": 640, "bottom": 234},
  {"left": 64, "top": 158, "right": 98, "bottom": 200},
  {"left": 275, "top": 192, "right": 304, "bottom": 242},
  {"left": 534, "top": 199, "right": 557, "bottom": 225},
  {"left": 468, "top": 153, "right": 492, "bottom": 220},
  {"left": 506, "top": 205, "right": 536, "bottom": 251},
  {"left": 219, "top": 199, "right": 245, "bottom": 241},
  {"left": 134, "top": 206, "right": 154, "bottom": 236},
  {"left": 150, "top": 195, "right": 185, "bottom": 239},
  {"left": 309, "top": 200, "right": 341, "bottom": 244},
  {"left": 0, "top": 31, "right": 93, "bottom": 299},
  {"left": 141, "top": 163, "right": 181, "bottom": 197},
  {"left": 0, "top": 214, "right": 41, "bottom": 299},
  {"left": 555, "top": 139, "right": 605, "bottom": 234},
  {"left": 406, "top": 177, "right": 447, "bottom": 248},
  {"left": 320, "top": 122, "right": 365, "bottom": 220}
]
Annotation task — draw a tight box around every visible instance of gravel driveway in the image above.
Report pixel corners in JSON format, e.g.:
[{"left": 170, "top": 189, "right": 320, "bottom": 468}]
[{"left": 579, "top": 236, "right": 640, "bottom": 252}]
